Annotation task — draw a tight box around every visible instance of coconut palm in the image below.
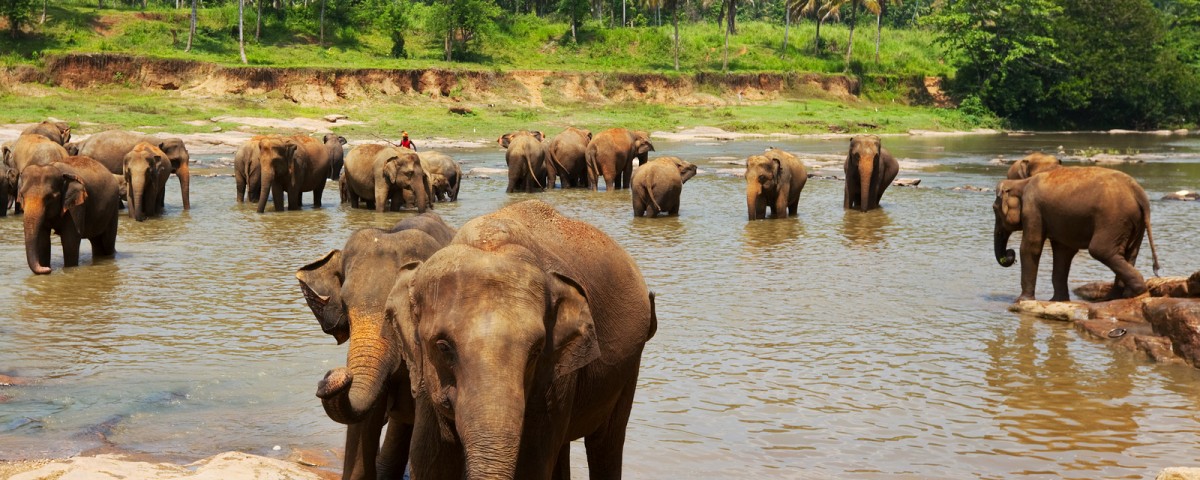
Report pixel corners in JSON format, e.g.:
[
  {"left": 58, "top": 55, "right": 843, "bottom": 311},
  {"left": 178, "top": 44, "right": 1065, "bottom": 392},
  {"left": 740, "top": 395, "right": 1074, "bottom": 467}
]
[
  {"left": 642, "top": 0, "right": 682, "bottom": 70},
  {"left": 844, "top": 0, "right": 881, "bottom": 71},
  {"left": 797, "top": 0, "right": 844, "bottom": 55},
  {"left": 864, "top": 0, "right": 901, "bottom": 65}
]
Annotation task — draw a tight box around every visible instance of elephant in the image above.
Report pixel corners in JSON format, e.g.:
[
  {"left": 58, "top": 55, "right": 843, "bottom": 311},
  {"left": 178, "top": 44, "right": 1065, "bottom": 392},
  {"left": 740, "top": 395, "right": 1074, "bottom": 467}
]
[
  {"left": 994, "top": 167, "right": 1161, "bottom": 302},
  {"left": 234, "top": 136, "right": 268, "bottom": 204},
  {"left": 390, "top": 199, "right": 657, "bottom": 479},
  {"left": 324, "top": 134, "right": 348, "bottom": 181},
  {"left": 631, "top": 156, "right": 697, "bottom": 217},
  {"left": 75, "top": 130, "right": 193, "bottom": 210},
  {"left": 123, "top": 142, "right": 172, "bottom": 222},
  {"left": 545, "top": 127, "right": 592, "bottom": 188},
  {"left": 1006, "top": 152, "right": 1062, "bottom": 179},
  {"left": 498, "top": 130, "right": 548, "bottom": 193},
  {"left": 298, "top": 212, "right": 456, "bottom": 480},
  {"left": 844, "top": 135, "right": 899, "bottom": 212},
  {"left": 18, "top": 156, "right": 121, "bottom": 275},
  {"left": 586, "top": 128, "right": 655, "bottom": 192},
  {"left": 746, "top": 148, "right": 808, "bottom": 220},
  {"left": 0, "top": 157, "right": 16, "bottom": 216},
  {"left": 8, "top": 134, "right": 69, "bottom": 173},
  {"left": 254, "top": 134, "right": 332, "bottom": 213},
  {"left": 342, "top": 144, "right": 431, "bottom": 212},
  {"left": 417, "top": 150, "right": 462, "bottom": 202},
  {"left": 21, "top": 120, "right": 71, "bottom": 145}
]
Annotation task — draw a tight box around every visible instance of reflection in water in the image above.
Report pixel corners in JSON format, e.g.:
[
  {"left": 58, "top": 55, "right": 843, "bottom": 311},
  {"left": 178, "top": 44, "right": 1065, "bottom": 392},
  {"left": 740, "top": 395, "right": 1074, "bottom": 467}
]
[
  {"left": 630, "top": 215, "right": 688, "bottom": 245},
  {"left": 841, "top": 208, "right": 892, "bottom": 248},
  {"left": 740, "top": 218, "right": 803, "bottom": 250}
]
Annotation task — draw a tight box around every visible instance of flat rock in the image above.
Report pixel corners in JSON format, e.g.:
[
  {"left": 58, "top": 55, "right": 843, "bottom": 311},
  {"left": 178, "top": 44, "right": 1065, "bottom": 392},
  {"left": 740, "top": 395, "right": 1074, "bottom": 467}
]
[
  {"left": 1163, "top": 190, "right": 1200, "bottom": 201},
  {"left": 322, "top": 114, "right": 348, "bottom": 123},
  {"left": 1143, "top": 299, "right": 1200, "bottom": 367},
  {"left": 1160, "top": 467, "right": 1200, "bottom": 480},
  {"left": 892, "top": 178, "right": 921, "bottom": 187},
  {"left": 1008, "top": 300, "right": 1090, "bottom": 322}
]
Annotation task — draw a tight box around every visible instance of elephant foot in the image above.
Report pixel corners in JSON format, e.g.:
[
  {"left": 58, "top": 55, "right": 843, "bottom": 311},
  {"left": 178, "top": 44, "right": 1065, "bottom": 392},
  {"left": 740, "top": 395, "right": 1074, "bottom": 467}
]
[
  {"left": 316, "top": 367, "right": 352, "bottom": 399},
  {"left": 1015, "top": 294, "right": 1035, "bottom": 303}
]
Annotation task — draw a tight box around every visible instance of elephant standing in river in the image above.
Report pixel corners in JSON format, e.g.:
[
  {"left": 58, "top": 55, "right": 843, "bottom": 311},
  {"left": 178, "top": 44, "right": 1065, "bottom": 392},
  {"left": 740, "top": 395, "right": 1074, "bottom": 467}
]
[
  {"left": 994, "top": 167, "right": 1160, "bottom": 301},
  {"left": 417, "top": 150, "right": 462, "bottom": 202},
  {"left": 343, "top": 144, "right": 431, "bottom": 212},
  {"left": 21, "top": 120, "right": 71, "bottom": 145},
  {"left": 234, "top": 136, "right": 268, "bottom": 204},
  {"left": 299, "top": 213, "right": 456, "bottom": 480},
  {"left": 746, "top": 149, "right": 808, "bottom": 220},
  {"left": 6, "top": 134, "right": 70, "bottom": 215},
  {"left": 392, "top": 200, "right": 656, "bottom": 479},
  {"left": 545, "top": 127, "right": 591, "bottom": 188},
  {"left": 75, "top": 130, "right": 193, "bottom": 210},
  {"left": 123, "top": 142, "right": 172, "bottom": 222},
  {"left": 631, "top": 156, "right": 697, "bottom": 217},
  {"left": 254, "top": 134, "right": 331, "bottom": 213},
  {"left": 0, "top": 154, "right": 17, "bottom": 216},
  {"left": 1006, "top": 152, "right": 1062, "bottom": 179},
  {"left": 844, "top": 135, "right": 898, "bottom": 212},
  {"left": 19, "top": 156, "right": 121, "bottom": 275},
  {"left": 499, "top": 130, "right": 548, "bottom": 193},
  {"left": 586, "top": 128, "right": 654, "bottom": 192},
  {"left": 324, "top": 134, "right": 348, "bottom": 181}
]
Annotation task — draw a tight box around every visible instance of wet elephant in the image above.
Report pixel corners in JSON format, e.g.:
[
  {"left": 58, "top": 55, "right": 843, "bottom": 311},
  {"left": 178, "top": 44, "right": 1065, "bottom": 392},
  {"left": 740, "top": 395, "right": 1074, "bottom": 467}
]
[
  {"left": 343, "top": 144, "right": 430, "bottom": 212},
  {"left": 75, "top": 130, "right": 193, "bottom": 210},
  {"left": 393, "top": 200, "right": 656, "bottom": 479},
  {"left": 324, "top": 134, "right": 348, "bottom": 181},
  {"left": 746, "top": 148, "right": 808, "bottom": 220},
  {"left": 18, "top": 156, "right": 121, "bottom": 275},
  {"left": 417, "top": 150, "right": 462, "bottom": 202},
  {"left": 0, "top": 155, "right": 16, "bottom": 216},
  {"left": 994, "top": 167, "right": 1161, "bottom": 301},
  {"left": 234, "top": 136, "right": 270, "bottom": 204},
  {"left": 298, "top": 212, "right": 456, "bottom": 480},
  {"left": 545, "top": 127, "right": 591, "bottom": 188},
  {"left": 498, "top": 130, "right": 547, "bottom": 193},
  {"left": 7, "top": 134, "right": 70, "bottom": 215},
  {"left": 1006, "top": 152, "right": 1062, "bottom": 180},
  {"left": 21, "top": 120, "right": 71, "bottom": 145},
  {"left": 631, "top": 156, "right": 697, "bottom": 217},
  {"left": 586, "top": 128, "right": 654, "bottom": 192},
  {"left": 844, "top": 135, "right": 898, "bottom": 212},
  {"left": 123, "top": 142, "right": 172, "bottom": 222},
  {"left": 255, "top": 134, "right": 331, "bottom": 213}
]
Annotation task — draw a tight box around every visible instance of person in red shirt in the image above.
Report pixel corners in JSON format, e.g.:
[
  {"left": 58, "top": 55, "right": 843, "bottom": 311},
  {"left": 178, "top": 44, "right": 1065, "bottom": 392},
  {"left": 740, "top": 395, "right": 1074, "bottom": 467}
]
[{"left": 400, "top": 131, "right": 416, "bottom": 150}]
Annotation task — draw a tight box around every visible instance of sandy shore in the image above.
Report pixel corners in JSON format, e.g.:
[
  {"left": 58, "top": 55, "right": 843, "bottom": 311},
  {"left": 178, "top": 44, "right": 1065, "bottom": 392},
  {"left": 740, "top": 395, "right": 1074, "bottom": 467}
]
[{"left": 0, "top": 451, "right": 339, "bottom": 480}]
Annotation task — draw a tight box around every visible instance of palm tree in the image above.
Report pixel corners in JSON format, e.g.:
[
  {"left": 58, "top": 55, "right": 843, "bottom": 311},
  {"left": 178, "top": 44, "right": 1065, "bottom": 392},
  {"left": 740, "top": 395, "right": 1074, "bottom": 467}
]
[
  {"left": 641, "top": 0, "right": 681, "bottom": 69},
  {"left": 865, "top": 0, "right": 899, "bottom": 65},
  {"left": 185, "top": 0, "right": 196, "bottom": 52},
  {"left": 843, "top": 0, "right": 879, "bottom": 71},
  {"left": 798, "top": 0, "right": 843, "bottom": 55},
  {"left": 238, "top": 0, "right": 248, "bottom": 63}
]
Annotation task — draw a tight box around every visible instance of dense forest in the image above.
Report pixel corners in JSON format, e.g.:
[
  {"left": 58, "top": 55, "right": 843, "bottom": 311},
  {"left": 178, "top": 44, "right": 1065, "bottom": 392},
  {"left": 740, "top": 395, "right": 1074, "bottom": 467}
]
[{"left": 1, "top": 0, "right": 1198, "bottom": 129}]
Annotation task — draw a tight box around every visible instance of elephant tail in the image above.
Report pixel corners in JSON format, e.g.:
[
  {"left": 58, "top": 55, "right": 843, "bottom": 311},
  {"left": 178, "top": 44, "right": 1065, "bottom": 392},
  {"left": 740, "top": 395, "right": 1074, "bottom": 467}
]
[
  {"left": 526, "top": 154, "right": 544, "bottom": 190},
  {"left": 546, "top": 149, "right": 569, "bottom": 178},
  {"left": 1143, "top": 201, "right": 1161, "bottom": 277},
  {"left": 644, "top": 179, "right": 662, "bottom": 214},
  {"left": 585, "top": 147, "right": 599, "bottom": 190}
]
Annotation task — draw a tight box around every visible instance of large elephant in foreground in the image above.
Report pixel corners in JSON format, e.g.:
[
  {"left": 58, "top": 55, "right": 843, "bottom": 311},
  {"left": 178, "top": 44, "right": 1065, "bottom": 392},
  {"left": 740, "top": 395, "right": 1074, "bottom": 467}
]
[
  {"left": 498, "top": 130, "right": 548, "bottom": 193},
  {"left": 19, "top": 156, "right": 121, "bottom": 275},
  {"left": 746, "top": 148, "right": 808, "bottom": 220},
  {"left": 254, "top": 134, "right": 331, "bottom": 213},
  {"left": 343, "top": 144, "right": 430, "bottom": 212},
  {"left": 631, "top": 156, "right": 697, "bottom": 217},
  {"left": 391, "top": 200, "right": 657, "bottom": 479},
  {"left": 75, "top": 130, "right": 193, "bottom": 210},
  {"left": 1006, "top": 152, "right": 1062, "bottom": 179},
  {"left": 417, "top": 150, "right": 462, "bottom": 202},
  {"left": 298, "top": 213, "right": 456, "bottom": 480},
  {"left": 545, "top": 127, "right": 591, "bottom": 188},
  {"left": 586, "top": 128, "right": 654, "bottom": 192},
  {"left": 123, "top": 142, "right": 172, "bottom": 222},
  {"left": 21, "top": 120, "right": 71, "bottom": 145},
  {"left": 994, "top": 167, "right": 1160, "bottom": 301},
  {"left": 844, "top": 135, "right": 898, "bottom": 212}
]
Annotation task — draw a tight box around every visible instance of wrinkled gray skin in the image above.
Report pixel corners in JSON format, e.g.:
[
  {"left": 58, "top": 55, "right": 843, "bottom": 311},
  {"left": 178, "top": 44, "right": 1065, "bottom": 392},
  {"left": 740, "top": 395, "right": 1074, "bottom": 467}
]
[
  {"left": 545, "top": 127, "right": 592, "bottom": 188},
  {"left": 631, "top": 156, "right": 697, "bottom": 217},
  {"left": 255, "top": 135, "right": 331, "bottom": 213},
  {"left": 19, "top": 156, "right": 121, "bottom": 275},
  {"left": 298, "top": 212, "right": 456, "bottom": 480},
  {"left": 1006, "top": 152, "right": 1062, "bottom": 180},
  {"left": 586, "top": 128, "right": 655, "bottom": 192},
  {"left": 123, "top": 142, "right": 172, "bottom": 222},
  {"left": 746, "top": 149, "right": 808, "bottom": 220},
  {"left": 343, "top": 144, "right": 431, "bottom": 212},
  {"left": 844, "top": 135, "right": 899, "bottom": 212},
  {"left": 76, "top": 130, "right": 192, "bottom": 210},
  {"left": 234, "top": 135, "right": 272, "bottom": 204},
  {"left": 394, "top": 200, "right": 656, "bottom": 480},
  {"left": 325, "top": 134, "right": 348, "bottom": 181},
  {"left": 417, "top": 151, "right": 462, "bottom": 202},
  {"left": 21, "top": 120, "right": 71, "bottom": 145},
  {"left": 498, "top": 130, "right": 548, "bottom": 193},
  {"left": 0, "top": 151, "right": 17, "bottom": 216}
]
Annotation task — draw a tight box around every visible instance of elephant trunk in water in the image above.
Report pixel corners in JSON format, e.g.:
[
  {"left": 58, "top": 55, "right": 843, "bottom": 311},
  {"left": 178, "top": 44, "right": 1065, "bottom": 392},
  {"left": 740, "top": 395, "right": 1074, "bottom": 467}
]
[
  {"left": 995, "top": 219, "right": 1016, "bottom": 267},
  {"left": 317, "top": 310, "right": 393, "bottom": 424},
  {"left": 22, "top": 198, "right": 52, "bottom": 275},
  {"left": 257, "top": 169, "right": 285, "bottom": 213}
]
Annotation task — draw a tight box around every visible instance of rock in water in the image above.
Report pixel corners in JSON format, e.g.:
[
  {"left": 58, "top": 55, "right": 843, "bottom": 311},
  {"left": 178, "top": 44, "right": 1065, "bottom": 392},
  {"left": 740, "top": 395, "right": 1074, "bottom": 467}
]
[
  {"left": 1143, "top": 299, "right": 1200, "bottom": 367},
  {"left": 1163, "top": 190, "right": 1200, "bottom": 201},
  {"left": 1007, "top": 300, "right": 1090, "bottom": 322}
]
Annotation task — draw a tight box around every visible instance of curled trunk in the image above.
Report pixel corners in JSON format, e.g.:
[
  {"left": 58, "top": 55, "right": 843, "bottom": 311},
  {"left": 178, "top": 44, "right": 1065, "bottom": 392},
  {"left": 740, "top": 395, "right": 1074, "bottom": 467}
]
[
  {"left": 995, "top": 220, "right": 1016, "bottom": 267},
  {"left": 23, "top": 202, "right": 51, "bottom": 274},
  {"left": 318, "top": 313, "right": 394, "bottom": 424}
]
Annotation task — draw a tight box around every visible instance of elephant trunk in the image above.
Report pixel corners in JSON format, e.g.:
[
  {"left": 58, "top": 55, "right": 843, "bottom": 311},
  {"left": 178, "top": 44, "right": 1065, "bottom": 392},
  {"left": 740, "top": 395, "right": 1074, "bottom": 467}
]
[
  {"left": 858, "top": 155, "right": 873, "bottom": 212},
  {"left": 317, "top": 312, "right": 394, "bottom": 424},
  {"left": 256, "top": 169, "right": 272, "bottom": 213},
  {"left": 457, "top": 396, "right": 523, "bottom": 480},
  {"left": 23, "top": 200, "right": 51, "bottom": 275},
  {"left": 129, "top": 173, "right": 147, "bottom": 222},
  {"left": 746, "top": 186, "right": 758, "bottom": 220},
  {"left": 995, "top": 219, "right": 1016, "bottom": 267}
]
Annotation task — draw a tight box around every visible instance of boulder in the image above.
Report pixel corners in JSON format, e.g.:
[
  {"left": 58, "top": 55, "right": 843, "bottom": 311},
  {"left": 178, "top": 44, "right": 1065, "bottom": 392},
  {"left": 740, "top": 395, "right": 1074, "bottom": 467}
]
[
  {"left": 1163, "top": 190, "right": 1200, "bottom": 201},
  {"left": 1143, "top": 299, "right": 1200, "bottom": 367},
  {"left": 892, "top": 178, "right": 921, "bottom": 187},
  {"left": 322, "top": 114, "right": 347, "bottom": 123},
  {"left": 1073, "top": 276, "right": 1195, "bottom": 301},
  {"left": 1007, "top": 300, "right": 1089, "bottom": 322},
  {"left": 1158, "top": 467, "right": 1200, "bottom": 480}
]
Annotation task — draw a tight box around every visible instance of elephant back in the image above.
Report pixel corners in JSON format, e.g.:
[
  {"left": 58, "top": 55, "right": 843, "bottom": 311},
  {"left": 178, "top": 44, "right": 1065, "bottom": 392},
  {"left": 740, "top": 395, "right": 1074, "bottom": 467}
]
[{"left": 11, "top": 134, "right": 69, "bottom": 172}]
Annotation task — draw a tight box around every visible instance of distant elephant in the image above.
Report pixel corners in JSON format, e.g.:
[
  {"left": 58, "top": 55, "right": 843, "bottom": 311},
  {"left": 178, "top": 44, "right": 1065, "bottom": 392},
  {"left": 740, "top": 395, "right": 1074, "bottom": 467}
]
[
  {"left": 234, "top": 136, "right": 269, "bottom": 204},
  {"left": 298, "top": 212, "right": 455, "bottom": 480},
  {"left": 631, "top": 156, "right": 697, "bottom": 217},
  {"left": 123, "top": 142, "right": 173, "bottom": 222},
  {"left": 746, "top": 148, "right": 808, "bottom": 220},
  {"left": 343, "top": 144, "right": 430, "bottom": 212},
  {"left": 75, "top": 130, "right": 193, "bottom": 210},
  {"left": 392, "top": 200, "right": 656, "bottom": 479},
  {"left": 18, "top": 156, "right": 121, "bottom": 275},
  {"left": 994, "top": 167, "right": 1161, "bottom": 301},
  {"left": 586, "top": 128, "right": 654, "bottom": 192},
  {"left": 21, "top": 120, "right": 71, "bottom": 145},
  {"left": 1006, "top": 152, "right": 1062, "bottom": 179},
  {"left": 254, "top": 134, "right": 331, "bottom": 213},
  {"left": 545, "top": 127, "right": 591, "bottom": 188},
  {"left": 324, "top": 134, "right": 348, "bottom": 181},
  {"left": 417, "top": 150, "right": 461, "bottom": 201},
  {"left": 844, "top": 135, "right": 898, "bottom": 212},
  {"left": 0, "top": 156, "right": 16, "bottom": 216},
  {"left": 498, "top": 130, "right": 547, "bottom": 193}
]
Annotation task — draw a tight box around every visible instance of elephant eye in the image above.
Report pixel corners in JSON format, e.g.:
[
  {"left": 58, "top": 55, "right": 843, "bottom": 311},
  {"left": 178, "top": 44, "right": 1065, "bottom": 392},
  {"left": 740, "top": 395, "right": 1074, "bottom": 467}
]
[{"left": 435, "top": 340, "right": 456, "bottom": 364}]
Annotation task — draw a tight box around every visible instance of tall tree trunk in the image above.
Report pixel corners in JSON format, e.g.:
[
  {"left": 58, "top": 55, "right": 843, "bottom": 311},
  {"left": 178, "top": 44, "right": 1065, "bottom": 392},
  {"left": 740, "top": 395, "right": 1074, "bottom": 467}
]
[
  {"left": 672, "top": 3, "right": 679, "bottom": 70},
  {"left": 444, "top": 31, "right": 451, "bottom": 61},
  {"left": 239, "top": 0, "right": 248, "bottom": 63},
  {"left": 844, "top": 0, "right": 857, "bottom": 72},
  {"left": 186, "top": 0, "right": 197, "bottom": 51},
  {"left": 814, "top": 9, "right": 823, "bottom": 55},
  {"left": 319, "top": 0, "right": 326, "bottom": 46},
  {"left": 622, "top": 0, "right": 625, "bottom": 26},
  {"left": 255, "top": 0, "right": 262, "bottom": 40},
  {"left": 874, "top": 5, "right": 882, "bottom": 65},
  {"left": 780, "top": 5, "right": 790, "bottom": 56},
  {"left": 571, "top": 14, "right": 577, "bottom": 42},
  {"left": 593, "top": 0, "right": 600, "bottom": 20},
  {"left": 721, "top": 0, "right": 731, "bottom": 72},
  {"left": 727, "top": 0, "right": 735, "bottom": 35},
  {"left": 40, "top": 0, "right": 47, "bottom": 24}
]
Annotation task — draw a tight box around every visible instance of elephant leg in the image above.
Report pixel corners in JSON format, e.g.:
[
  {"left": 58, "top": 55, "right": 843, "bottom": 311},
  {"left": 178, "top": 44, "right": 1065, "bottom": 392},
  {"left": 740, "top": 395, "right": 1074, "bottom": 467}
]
[
  {"left": 632, "top": 192, "right": 645, "bottom": 217},
  {"left": 375, "top": 185, "right": 389, "bottom": 213},
  {"left": 552, "top": 443, "right": 570, "bottom": 480},
  {"left": 843, "top": 181, "right": 853, "bottom": 210},
  {"left": 272, "top": 183, "right": 285, "bottom": 212},
  {"left": 236, "top": 177, "right": 246, "bottom": 203},
  {"left": 773, "top": 189, "right": 790, "bottom": 219},
  {"left": 584, "top": 380, "right": 638, "bottom": 480},
  {"left": 409, "top": 402, "right": 464, "bottom": 480},
  {"left": 94, "top": 214, "right": 118, "bottom": 257},
  {"left": 755, "top": 196, "right": 768, "bottom": 220},
  {"left": 377, "top": 419, "right": 413, "bottom": 480},
  {"left": 312, "top": 186, "right": 324, "bottom": 208},
  {"left": 342, "top": 402, "right": 387, "bottom": 480},
  {"left": 288, "top": 188, "right": 303, "bottom": 211},
  {"left": 1018, "top": 236, "right": 1045, "bottom": 302},
  {"left": 61, "top": 228, "right": 81, "bottom": 268},
  {"left": 1049, "top": 241, "right": 1078, "bottom": 302},
  {"left": 1090, "top": 243, "right": 1147, "bottom": 299}
]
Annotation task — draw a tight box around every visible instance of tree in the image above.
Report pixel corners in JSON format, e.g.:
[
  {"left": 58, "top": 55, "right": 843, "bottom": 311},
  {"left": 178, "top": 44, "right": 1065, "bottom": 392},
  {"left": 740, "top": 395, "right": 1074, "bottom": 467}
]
[
  {"left": 428, "top": 0, "right": 501, "bottom": 61},
  {"left": 560, "top": 0, "right": 589, "bottom": 41},
  {"left": 1, "top": 0, "right": 38, "bottom": 38},
  {"left": 238, "top": 0, "right": 248, "bottom": 63},
  {"left": 255, "top": 0, "right": 262, "bottom": 41},
  {"left": 319, "top": 0, "right": 326, "bottom": 46},
  {"left": 185, "top": 0, "right": 196, "bottom": 51},
  {"left": 842, "top": 0, "right": 879, "bottom": 71},
  {"left": 721, "top": 0, "right": 732, "bottom": 71},
  {"left": 799, "top": 0, "right": 842, "bottom": 55},
  {"left": 867, "top": 0, "right": 899, "bottom": 64}
]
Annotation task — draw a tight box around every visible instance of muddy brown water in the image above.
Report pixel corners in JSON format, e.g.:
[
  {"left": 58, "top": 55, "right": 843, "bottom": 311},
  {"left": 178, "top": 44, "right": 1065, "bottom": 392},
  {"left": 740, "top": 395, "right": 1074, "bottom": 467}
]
[{"left": 2, "top": 133, "right": 1200, "bottom": 478}]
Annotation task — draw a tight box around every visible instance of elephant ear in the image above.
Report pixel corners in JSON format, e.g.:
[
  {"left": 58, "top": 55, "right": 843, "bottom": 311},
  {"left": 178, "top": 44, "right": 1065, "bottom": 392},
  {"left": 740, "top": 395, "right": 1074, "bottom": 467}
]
[
  {"left": 387, "top": 261, "right": 426, "bottom": 397},
  {"left": 62, "top": 173, "right": 88, "bottom": 234},
  {"left": 532, "top": 131, "right": 544, "bottom": 142},
  {"left": 547, "top": 271, "right": 601, "bottom": 381},
  {"left": 497, "top": 134, "right": 512, "bottom": 149},
  {"left": 296, "top": 250, "right": 350, "bottom": 344},
  {"left": 1001, "top": 186, "right": 1022, "bottom": 226},
  {"left": 338, "top": 136, "right": 347, "bottom": 146}
]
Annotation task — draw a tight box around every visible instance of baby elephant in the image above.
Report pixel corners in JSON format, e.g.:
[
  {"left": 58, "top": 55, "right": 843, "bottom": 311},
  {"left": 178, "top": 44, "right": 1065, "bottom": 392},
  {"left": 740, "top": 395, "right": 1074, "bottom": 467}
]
[
  {"left": 745, "top": 148, "right": 808, "bottom": 220},
  {"left": 631, "top": 156, "right": 697, "bottom": 217}
]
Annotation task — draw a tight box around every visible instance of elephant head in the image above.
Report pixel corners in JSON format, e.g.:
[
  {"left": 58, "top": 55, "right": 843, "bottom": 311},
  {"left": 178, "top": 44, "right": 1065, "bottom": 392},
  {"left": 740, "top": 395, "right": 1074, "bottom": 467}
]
[
  {"left": 23, "top": 121, "right": 71, "bottom": 145},
  {"left": 848, "top": 135, "right": 883, "bottom": 212},
  {"left": 993, "top": 178, "right": 1029, "bottom": 268},
  {"left": 380, "top": 150, "right": 430, "bottom": 212},
  {"left": 393, "top": 244, "right": 600, "bottom": 479},
  {"left": 747, "top": 154, "right": 783, "bottom": 191},
  {"left": 673, "top": 158, "right": 697, "bottom": 184},
  {"left": 18, "top": 163, "right": 88, "bottom": 275},
  {"left": 64, "top": 142, "right": 80, "bottom": 156},
  {"left": 123, "top": 142, "right": 170, "bottom": 222},
  {"left": 256, "top": 136, "right": 297, "bottom": 213},
  {"left": 632, "top": 131, "right": 655, "bottom": 162},
  {"left": 0, "top": 163, "right": 16, "bottom": 216},
  {"left": 498, "top": 130, "right": 545, "bottom": 149},
  {"left": 1007, "top": 152, "right": 1062, "bottom": 180}
]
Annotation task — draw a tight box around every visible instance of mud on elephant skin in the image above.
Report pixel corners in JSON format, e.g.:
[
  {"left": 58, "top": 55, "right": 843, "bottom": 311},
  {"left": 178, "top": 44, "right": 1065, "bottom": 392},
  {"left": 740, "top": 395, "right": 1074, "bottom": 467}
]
[
  {"left": 586, "top": 128, "right": 654, "bottom": 192},
  {"left": 994, "top": 166, "right": 1161, "bottom": 302},
  {"left": 18, "top": 156, "right": 121, "bottom": 275},
  {"left": 297, "top": 212, "right": 455, "bottom": 480},
  {"left": 844, "top": 135, "right": 899, "bottom": 212},
  {"left": 75, "top": 130, "right": 193, "bottom": 210},
  {"left": 631, "top": 156, "right": 697, "bottom": 217},
  {"left": 1006, "top": 152, "right": 1062, "bottom": 180},
  {"left": 391, "top": 200, "right": 656, "bottom": 479},
  {"left": 545, "top": 126, "right": 592, "bottom": 189},
  {"left": 498, "top": 130, "right": 548, "bottom": 193},
  {"left": 342, "top": 144, "right": 431, "bottom": 212},
  {"left": 123, "top": 142, "right": 173, "bottom": 222},
  {"left": 745, "top": 148, "right": 808, "bottom": 220}
]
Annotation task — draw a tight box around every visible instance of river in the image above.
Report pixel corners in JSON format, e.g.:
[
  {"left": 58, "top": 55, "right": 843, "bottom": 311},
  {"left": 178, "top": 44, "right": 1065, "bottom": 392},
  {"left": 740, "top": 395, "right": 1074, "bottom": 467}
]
[{"left": 2, "top": 132, "right": 1199, "bottom": 478}]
